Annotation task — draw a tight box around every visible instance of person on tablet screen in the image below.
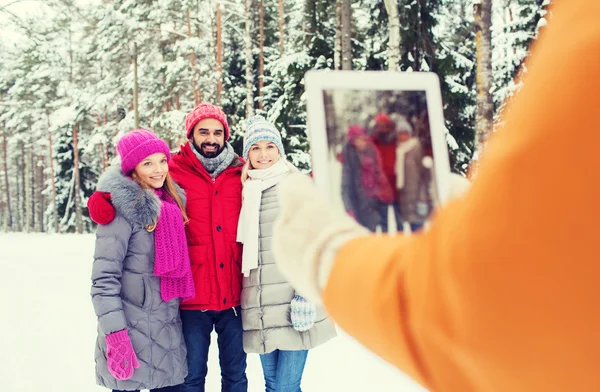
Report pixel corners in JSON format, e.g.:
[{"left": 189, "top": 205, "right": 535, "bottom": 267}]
[
  {"left": 394, "top": 115, "right": 430, "bottom": 231},
  {"left": 340, "top": 124, "right": 393, "bottom": 231},
  {"left": 370, "top": 113, "right": 426, "bottom": 232}
]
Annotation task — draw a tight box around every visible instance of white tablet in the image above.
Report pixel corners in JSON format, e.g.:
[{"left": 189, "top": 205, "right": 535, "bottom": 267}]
[{"left": 305, "top": 70, "right": 451, "bottom": 234}]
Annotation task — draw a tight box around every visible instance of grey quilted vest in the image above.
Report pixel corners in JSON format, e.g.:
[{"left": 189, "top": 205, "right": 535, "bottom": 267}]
[{"left": 240, "top": 183, "right": 337, "bottom": 354}]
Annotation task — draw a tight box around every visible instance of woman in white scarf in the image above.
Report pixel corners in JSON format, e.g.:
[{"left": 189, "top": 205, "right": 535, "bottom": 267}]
[{"left": 237, "top": 115, "right": 336, "bottom": 392}]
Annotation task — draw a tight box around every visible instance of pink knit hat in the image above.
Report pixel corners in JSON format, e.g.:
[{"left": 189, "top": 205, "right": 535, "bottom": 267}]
[
  {"left": 116, "top": 129, "right": 171, "bottom": 175},
  {"left": 185, "top": 102, "right": 230, "bottom": 140},
  {"left": 347, "top": 124, "right": 367, "bottom": 140}
]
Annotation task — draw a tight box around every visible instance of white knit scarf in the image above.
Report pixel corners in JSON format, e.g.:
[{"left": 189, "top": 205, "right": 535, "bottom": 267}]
[
  {"left": 237, "top": 158, "right": 297, "bottom": 276},
  {"left": 395, "top": 138, "right": 419, "bottom": 189}
]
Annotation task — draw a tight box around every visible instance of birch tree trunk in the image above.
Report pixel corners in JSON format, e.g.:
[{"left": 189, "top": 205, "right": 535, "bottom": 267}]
[
  {"left": 244, "top": 0, "right": 254, "bottom": 117},
  {"left": 72, "top": 124, "right": 83, "bottom": 234},
  {"left": 278, "top": 0, "right": 284, "bottom": 56},
  {"left": 334, "top": 0, "right": 342, "bottom": 70},
  {"left": 384, "top": 0, "right": 401, "bottom": 71},
  {"left": 187, "top": 9, "right": 201, "bottom": 106},
  {"left": 474, "top": 0, "right": 494, "bottom": 152},
  {"left": 1, "top": 127, "right": 11, "bottom": 232},
  {"left": 216, "top": 0, "right": 223, "bottom": 104},
  {"left": 258, "top": 0, "right": 265, "bottom": 110},
  {"left": 341, "top": 0, "right": 352, "bottom": 70}
]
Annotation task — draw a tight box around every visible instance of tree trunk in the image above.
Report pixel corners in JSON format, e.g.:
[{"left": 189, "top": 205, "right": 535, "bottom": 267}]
[
  {"left": 278, "top": 0, "right": 284, "bottom": 56},
  {"left": 19, "top": 142, "right": 25, "bottom": 231},
  {"left": 68, "top": 25, "right": 73, "bottom": 83},
  {"left": 341, "top": 0, "right": 352, "bottom": 70},
  {"left": 244, "top": 0, "right": 254, "bottom": 117},
  {"left": 1, "top": 127, "right": 11, "bottom": 232},
  {"left": 72, "top": 124, "right": 83, "bottom": 234},
  {"left": 133, "top": 42, "right": 140, "bottom": 129},
  {"left": 46, "top": 120, "right": 59, "bottom": 233},
  {"left": 25, "top": 147, "right": 32, "bottom": 233},
  {"left": 37, "top": 154, "right": 44, "bottom": 232},
  {"left": 418, "top": 0, "right": 436, "bottom": 71},
  {"left": 15, "top": 154, "right": 21, "bottom": 232},
  {"left": 323, "top": 92, "right": 339, "bottom": 147},
  {"left": 384, "top": 0, "right": 401, "bottom": 71},
  {"left": 187, "top": 9, "right": 201, "bottom": 106},
  {"left": 334, "top": 0, "right": 342, "bottom": 70},
  {"left": 216, "top": 0, "right": 223, "bottom": 104},
  {"left": 258, "top": 0, "right": 265, "bottom": 110},
  {"left": 102, "top": 143, "right": 109, "bottom": 172},
  {"left": 101, "top": 111, "right": 109, "bottom": 172},
  {"left": 474, "top": 0, "right": 494, "bottom": 152},
  {"left": 304, "top": 0, "right": 317, "bottom": 40}
]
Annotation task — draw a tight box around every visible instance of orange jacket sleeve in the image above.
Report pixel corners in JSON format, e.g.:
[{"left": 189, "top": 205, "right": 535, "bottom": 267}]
[{"left": 323, "top": 2, "right": 600, "bottom": 391}]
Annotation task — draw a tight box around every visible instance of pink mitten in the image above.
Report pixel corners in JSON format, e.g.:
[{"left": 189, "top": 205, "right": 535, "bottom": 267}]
[{"left": 105, "top": 329, "right": 140, "bottom": 380}]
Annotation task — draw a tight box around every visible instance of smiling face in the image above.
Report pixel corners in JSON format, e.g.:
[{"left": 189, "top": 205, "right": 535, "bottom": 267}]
[
  {"left": 191, "top": 118, "right": 226, "bottom": 158},
  {"left": 352, "top": 135, "right": 370, "bottom": 151},
  {"left": 133, "top": 152, "right": 169, "bottom": 189},
  {"left": 398, "top": 130, "right": 412, "bottom": 143},
  {"left": 248, "top": 140, "right": 280, "bottom": 170}
]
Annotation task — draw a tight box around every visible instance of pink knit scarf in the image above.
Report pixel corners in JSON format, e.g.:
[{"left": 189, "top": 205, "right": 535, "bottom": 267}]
[
  {"left": 359, "top": 144, "right": 394, "bottom": 203},
  {"left": 153, "top": 190, "right": 195, "bottom": 302}
]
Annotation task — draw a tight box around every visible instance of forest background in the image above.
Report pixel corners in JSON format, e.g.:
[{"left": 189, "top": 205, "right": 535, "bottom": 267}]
[{"left": 0, "top": 0, "right": 549, "bottom": 233}]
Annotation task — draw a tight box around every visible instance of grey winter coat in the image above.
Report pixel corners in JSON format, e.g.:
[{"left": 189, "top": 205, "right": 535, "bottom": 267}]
[
  {"left": 341, "top": 143, "right": 388, "bottom": 232},
  {"left": 240, "top": 183, "right": 337, "bottom": 354},
  {"left": 91, "top": 167, "right": 187, "bottom": 390}
]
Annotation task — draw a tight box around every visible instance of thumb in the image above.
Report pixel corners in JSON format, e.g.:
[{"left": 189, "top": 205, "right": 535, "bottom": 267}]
[{"left": 132, "top": 351, "right": 140, "bottom": 369}]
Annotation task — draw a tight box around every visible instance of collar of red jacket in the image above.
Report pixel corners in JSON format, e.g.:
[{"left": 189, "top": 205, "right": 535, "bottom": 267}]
[{"left": 172, "top": 142, "right": 244, "bottom": 177}]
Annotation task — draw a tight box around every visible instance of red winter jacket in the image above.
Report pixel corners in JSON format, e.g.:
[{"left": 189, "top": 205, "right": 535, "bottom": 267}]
[
  {"left": 372, "top": 136, "right": 397, "bottom": 199},
  {"left": 170, "top": 143, "right": 244, "bottom": 311}
]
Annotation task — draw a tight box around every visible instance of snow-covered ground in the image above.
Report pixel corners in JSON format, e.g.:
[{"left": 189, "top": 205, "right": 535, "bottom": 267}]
[{"left": 0, "top": 233, "right": 426, "bottom": 392}]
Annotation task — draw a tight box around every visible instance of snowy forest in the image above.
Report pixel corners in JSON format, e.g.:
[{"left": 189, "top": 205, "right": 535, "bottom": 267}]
[{"left": 0, "top": 0, "right": 549, "bottom": 233}]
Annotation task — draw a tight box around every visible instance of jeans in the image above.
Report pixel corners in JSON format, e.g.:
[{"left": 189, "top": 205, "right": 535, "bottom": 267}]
[
  {"left": 180, "top": 307, "right": 247, "bottom": 392},
  {"left": 113, "top": 385, "right": 181, "bottom": 392},
  {"left": 380, "top": 203, "right": 424, "bottom": 233},
  {"left": 259, "top": 350, "right": 308, "bottom": 392}
]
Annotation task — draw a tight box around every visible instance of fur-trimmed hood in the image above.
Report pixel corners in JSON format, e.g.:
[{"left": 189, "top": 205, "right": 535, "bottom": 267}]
[{"left": 96, "top": 166, "right": 186, "bottom": 227}]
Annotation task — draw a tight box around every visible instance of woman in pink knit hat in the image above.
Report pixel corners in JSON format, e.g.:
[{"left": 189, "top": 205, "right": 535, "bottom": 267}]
[
  {"left": 91, "top": 129, "right": 194, "bottom": 392},
  {"left": 340, "top": 124, "right": 394, "bottom": 232}
]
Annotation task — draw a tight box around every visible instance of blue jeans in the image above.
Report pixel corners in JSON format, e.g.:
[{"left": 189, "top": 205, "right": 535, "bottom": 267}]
[
  {"left": 259, "top": 350, "right": 308, "bottom": 392},
  {"left": 180, "top": 307, "right": 248, "bottom": 392},
  {"left": 380, "top": 203, "right": 424, "bottom": 233}
]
